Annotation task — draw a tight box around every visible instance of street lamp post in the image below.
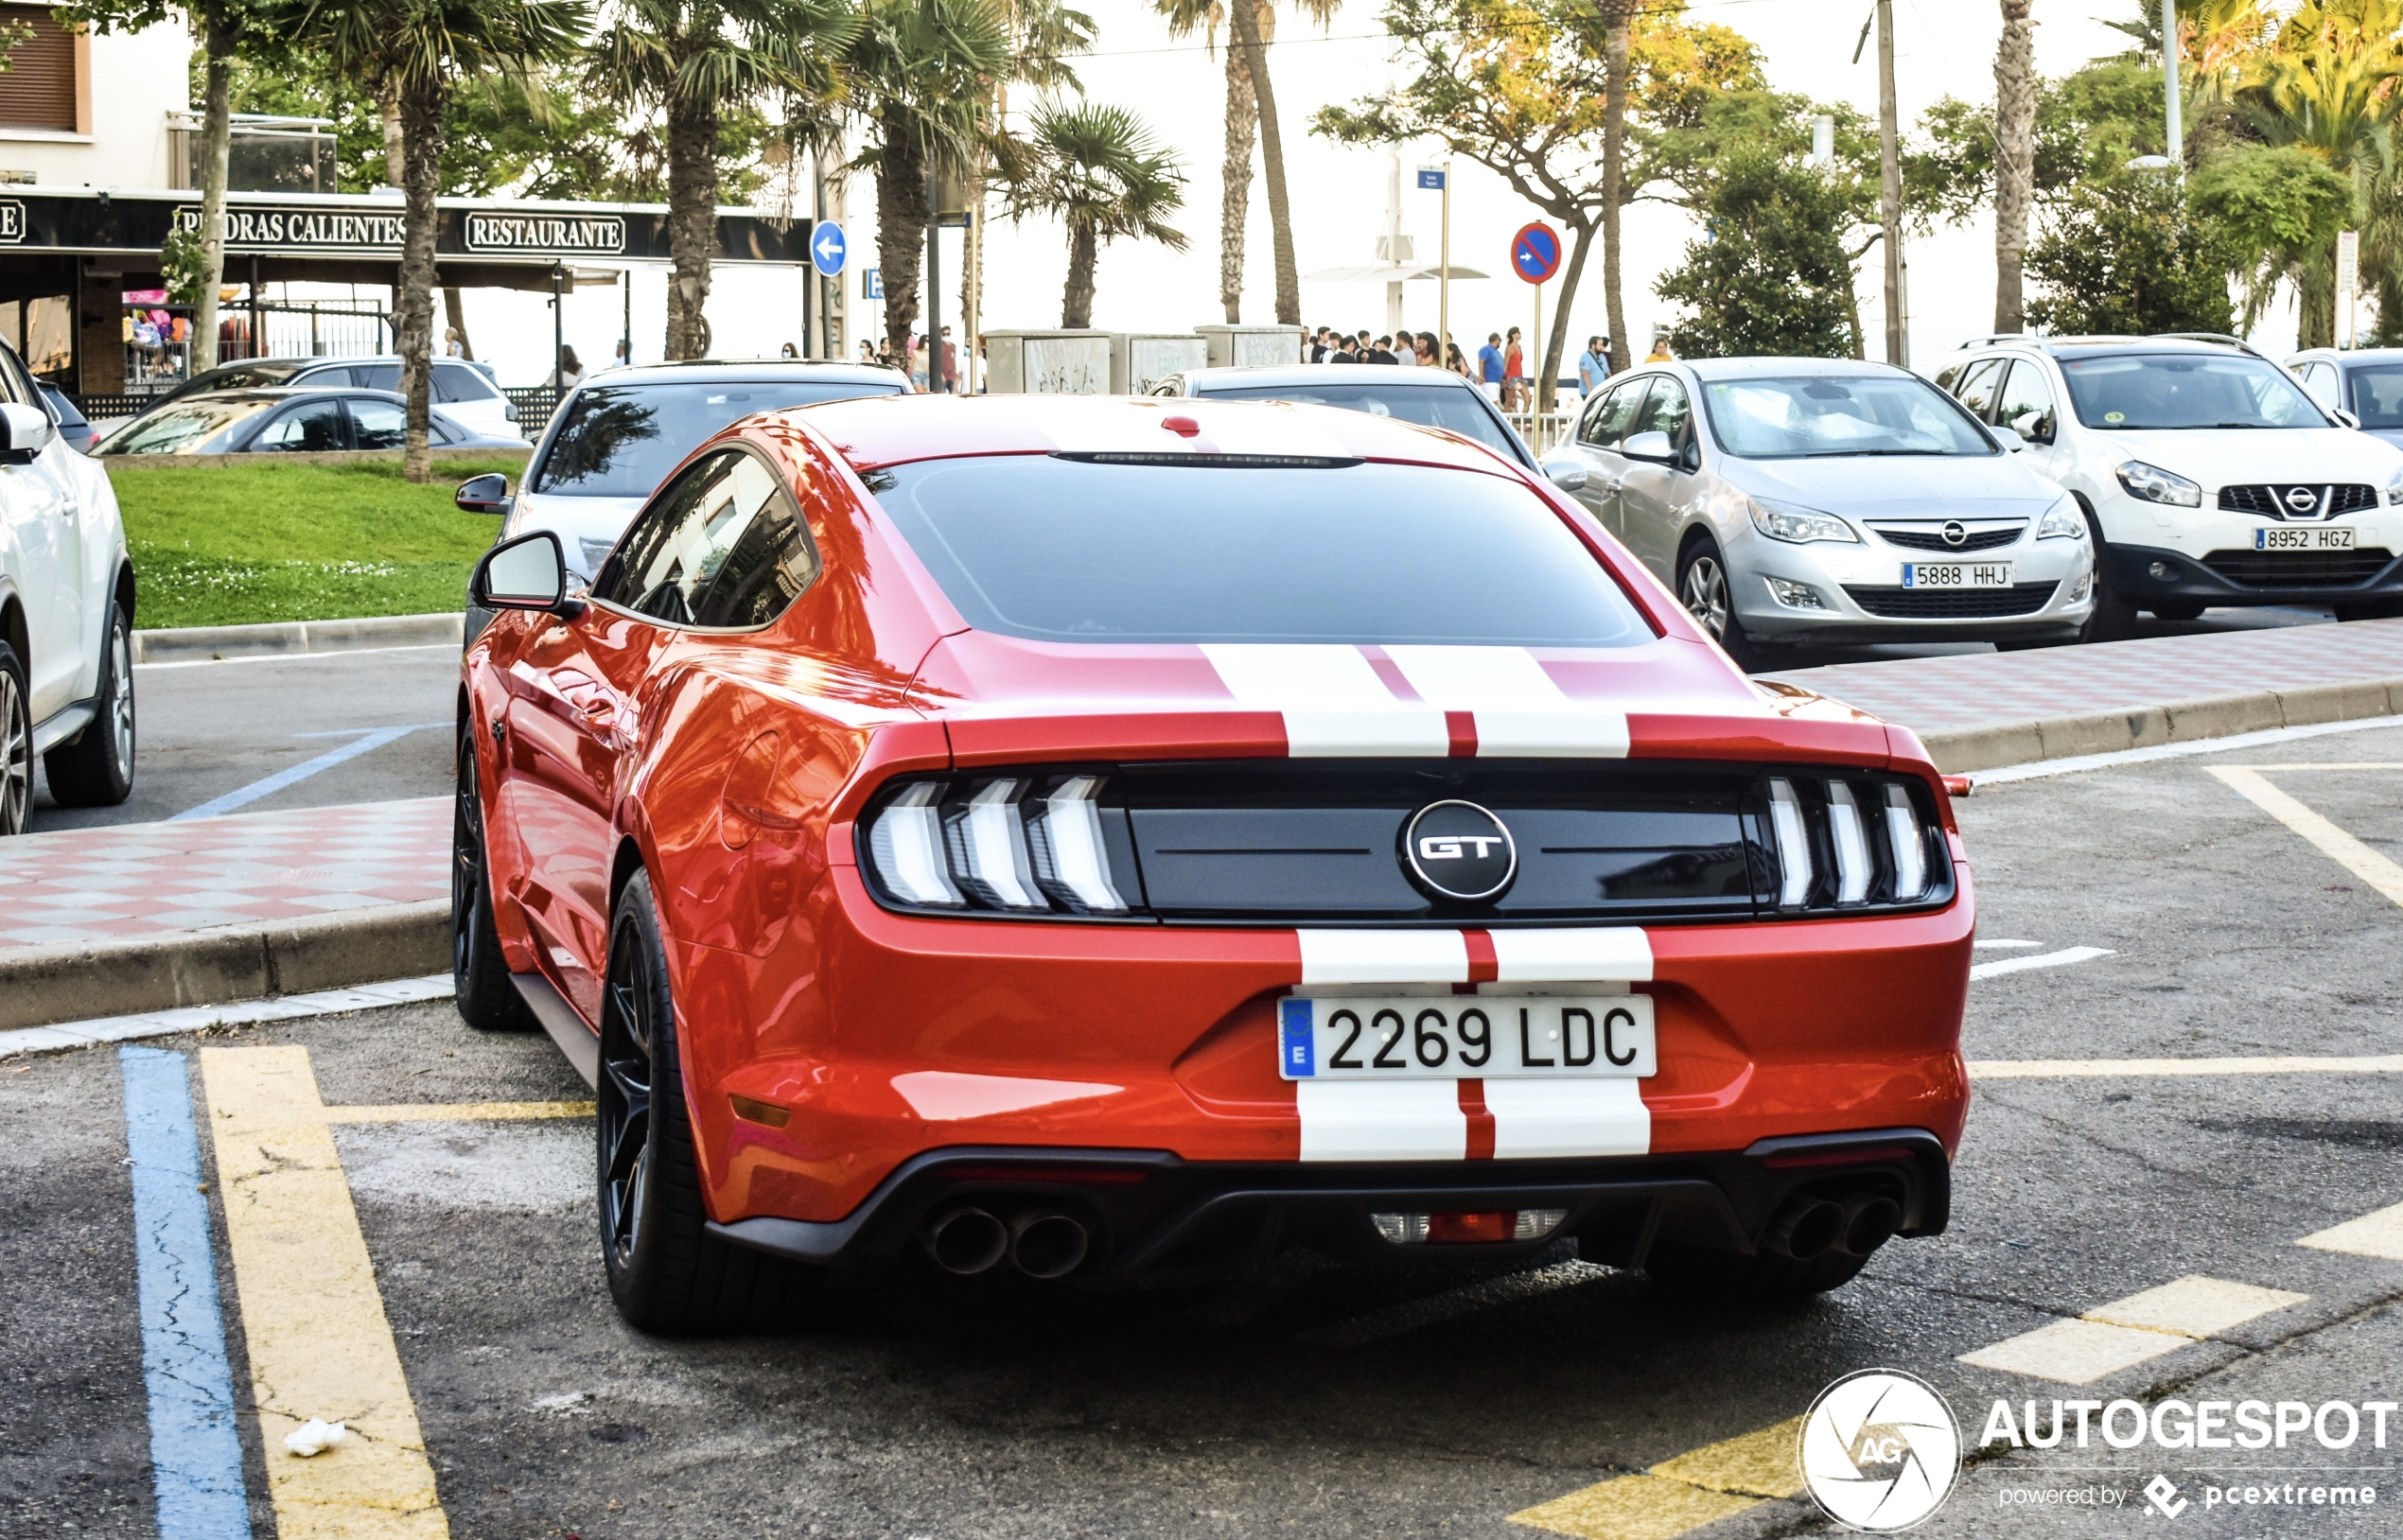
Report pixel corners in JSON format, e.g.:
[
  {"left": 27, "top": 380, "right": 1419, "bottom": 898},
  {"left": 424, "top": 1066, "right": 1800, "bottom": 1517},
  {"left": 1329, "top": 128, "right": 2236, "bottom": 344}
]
[{"left": 2163, "top": 0, "right": 2182, "bottom": 170}]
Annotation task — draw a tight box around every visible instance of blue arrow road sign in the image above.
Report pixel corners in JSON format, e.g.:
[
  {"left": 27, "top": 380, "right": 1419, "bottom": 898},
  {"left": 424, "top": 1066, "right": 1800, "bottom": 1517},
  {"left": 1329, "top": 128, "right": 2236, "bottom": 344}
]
[
  {"left": 811, "top": 220, "right": 848, "bottom": 277},
  {"left": 1416, "top": 167, "right": 1446, "bottom": 190},
  {"left": 1512, "top": 221, "right": 1562, "bottom": 284}
]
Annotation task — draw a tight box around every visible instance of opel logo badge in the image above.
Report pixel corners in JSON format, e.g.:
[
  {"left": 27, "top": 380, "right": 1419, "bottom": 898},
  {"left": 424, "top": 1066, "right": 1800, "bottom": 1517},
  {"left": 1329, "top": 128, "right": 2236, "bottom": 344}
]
[
  {"left": 1939, "top": 520, "right": 1968, "bottom": 548},
  {"left": 1400, "top": 800, "right": 1517, "bottom": 903},
  {"left": 2283, "top": 485, "right": 2319, "bottom": 516}
]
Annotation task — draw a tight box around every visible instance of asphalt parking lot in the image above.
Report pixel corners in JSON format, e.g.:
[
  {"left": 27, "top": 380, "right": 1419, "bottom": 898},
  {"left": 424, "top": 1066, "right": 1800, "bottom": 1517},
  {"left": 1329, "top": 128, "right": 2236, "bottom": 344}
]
[{"left": 6, "top": 729, "right": 2398, "bottom": 1540}]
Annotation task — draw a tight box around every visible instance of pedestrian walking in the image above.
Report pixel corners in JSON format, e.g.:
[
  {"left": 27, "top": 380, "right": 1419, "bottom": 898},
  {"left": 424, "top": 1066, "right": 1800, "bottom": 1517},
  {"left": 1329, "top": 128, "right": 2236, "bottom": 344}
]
[
  {"left": 1646, "top": 335, "right": 1675, "bottom": 362},
  {"left": 556, "top": 345, "right": 584, "bottom": 390},
  {"left": 1477, "top": 332, "right": 1504, "bottom": 399},
  {"left": 1501, "top": 327, "right": 1526, "bottom": 411},
  {"left": 1447, "top": 339, "right": 1471, "bottom": 377},
  {"left": 1332, "top": 334, "right": 1359, "bottom": 364},
  {"left": 939, "top": 325, "right": 958, "bottom": 393},
  {"left": 1578, "top": 335, "right": 1611, "bottom": 395},
  {"left": 1310, "top": 326, "right": 1333, "bottom": 363},
  {"left": 1368, "top": 335, "right": 1398, "bottom": 365}
]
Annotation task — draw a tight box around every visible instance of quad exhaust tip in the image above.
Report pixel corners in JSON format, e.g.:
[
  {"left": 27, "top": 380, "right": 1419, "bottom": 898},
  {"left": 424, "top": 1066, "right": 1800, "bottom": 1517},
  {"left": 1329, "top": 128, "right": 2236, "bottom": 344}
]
[
  {"left": 1766, "top": 1191, "right": 1903, "bottom": 1261},
  {"left": 1009, "top": 1212, "right": 1090, "bottom": 1280},
  {"left": 924, "top": 1207, "right": 1091, "bottom": 1279},
  {"left": 925, "top": 1207, "right": 1009, "bottom": 1275}
]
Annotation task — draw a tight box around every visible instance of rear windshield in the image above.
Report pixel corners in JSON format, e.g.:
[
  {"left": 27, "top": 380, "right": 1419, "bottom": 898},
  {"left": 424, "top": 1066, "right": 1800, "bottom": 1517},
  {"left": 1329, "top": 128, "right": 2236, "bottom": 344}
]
[
  {"left": 97, "top": 398, "right": 274, "bottom": 454},
  {"left": 1701, "top": 375, "right": 1995, "bottom": 458},
  {"left": 868, "top": 455, "right": 1650, "bottom": 645},
  {"left": 2347, "top": 363, "right": 2403, "bottom": 429},
  {"left": 1195, "top": 383, "right": 1527, "bottom": 462},
  {"left": 531, "top": 379, "right": 906, "bottom": 498},
  {"left": 2058, "top": 353, "right": 2326, "bottom": 429},
  {"left": 148, "top": 362, "right": 301, "bottom": 411}
]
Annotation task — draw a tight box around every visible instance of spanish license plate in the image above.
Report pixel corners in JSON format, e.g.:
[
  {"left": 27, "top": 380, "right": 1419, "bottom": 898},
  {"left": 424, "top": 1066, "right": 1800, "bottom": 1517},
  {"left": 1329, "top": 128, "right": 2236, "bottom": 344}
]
[
  {"left": 1277, "top": 994, "right": 1655, "bottom": 1080},
  {"left": 1901, "top": 561, "right": 2013, "bottom": 588},
  {"left": 2255, "top": 525, "right": 2355, "bottom": 551}
]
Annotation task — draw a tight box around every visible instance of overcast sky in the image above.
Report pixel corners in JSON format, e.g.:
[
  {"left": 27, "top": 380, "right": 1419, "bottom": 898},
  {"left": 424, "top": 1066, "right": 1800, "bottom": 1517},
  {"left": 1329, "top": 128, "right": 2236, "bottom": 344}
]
[{"left": 499, "top": 2, "right": 2302, "bottom": 386}]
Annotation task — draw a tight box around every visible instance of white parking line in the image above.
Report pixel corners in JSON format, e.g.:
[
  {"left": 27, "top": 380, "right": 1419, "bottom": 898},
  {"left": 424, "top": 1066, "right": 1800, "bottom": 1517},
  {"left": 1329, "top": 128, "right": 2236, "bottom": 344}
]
[
  {"left": 1971, "top": 1053, "right": 2403, "bottom": 1078},
  {"left": 2297, "top": 1201, "right": 2403, "bottom": 1262},
  {"left": 1970, "top": 714, "right": 2403, "bottom": 785},
  {"left": 0, "top": 976, "right": 453, "bottom": 1059},
  {"left": 134, "top": 643, "right": 459, "bottom": 672},
  {"left": 1973, "top": 938, "right": 2043, "bottom": 949},
  {"left": 1958, "top": 1276, "right": 2307, "bottom": 1385},
  {"left": 1969, "top": 945, "right": 2114, "bottom": 980}
]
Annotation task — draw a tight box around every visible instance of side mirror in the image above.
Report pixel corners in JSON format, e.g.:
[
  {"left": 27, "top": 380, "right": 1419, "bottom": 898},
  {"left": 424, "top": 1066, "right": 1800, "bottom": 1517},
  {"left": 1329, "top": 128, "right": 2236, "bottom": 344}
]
[
  {"left": 1541, "top": 457, "right": 1588, "bottom": 492},
  {"left": 2333, "top": 408, "right": 2361, "bottom": 429},
  {"left": 470, "top": 530, "right": 581, "bottom": 616},
  {"left": 456, "top": 472, "right": 511, "bottom": 514},
  {"left": 0, "top": 400, "right": 54, "bottom": 464},
  {"left": 1622, "top": 429, "right": 1675, "bottom": 463}
]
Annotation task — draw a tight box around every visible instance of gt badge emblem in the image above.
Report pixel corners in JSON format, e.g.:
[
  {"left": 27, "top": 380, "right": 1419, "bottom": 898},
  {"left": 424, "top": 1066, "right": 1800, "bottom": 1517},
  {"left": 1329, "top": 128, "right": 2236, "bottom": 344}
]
[
  {"left": 1401, "top": 800, "right": 1517, "bottom": 903},
  {"left": 1939, "top": 520, "right": 1967, "bottom": 548}
]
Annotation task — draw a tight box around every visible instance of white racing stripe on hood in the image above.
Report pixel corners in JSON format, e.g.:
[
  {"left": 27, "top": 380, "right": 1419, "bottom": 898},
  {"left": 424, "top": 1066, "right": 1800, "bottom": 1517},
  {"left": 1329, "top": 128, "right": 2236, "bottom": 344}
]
[
  {"left": 1384, "top": 645, "right": 1629, "bottom": 758},
  {"left": 1297, "top": 1080, "right": 1466, "bottom": 1161},
  {"left": 1201, "top": 643, "right": 1448, "bottom": 757},
  {"left": 1483, "top": 1078, "right": 1650, "bottom": 1158}
]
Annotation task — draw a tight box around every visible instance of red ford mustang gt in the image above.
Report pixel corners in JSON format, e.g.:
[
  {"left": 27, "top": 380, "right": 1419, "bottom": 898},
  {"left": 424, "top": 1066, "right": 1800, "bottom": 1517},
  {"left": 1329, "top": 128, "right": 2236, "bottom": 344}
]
[{"left": 454, "top": 394, "right": 1973, "bottom": 1333}]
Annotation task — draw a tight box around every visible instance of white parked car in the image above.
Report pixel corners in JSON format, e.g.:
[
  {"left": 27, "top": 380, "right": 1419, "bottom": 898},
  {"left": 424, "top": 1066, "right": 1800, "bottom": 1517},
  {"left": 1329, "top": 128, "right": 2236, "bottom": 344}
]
[
  {"left": 1539, "top": 357, "right": 2093, "bottom": 665},
  {"left": 1937, "top": 334, "right": 2403, "bottom": 631},
  {"left": 0, "top": 342, "right": 137, "bottom": 833}
]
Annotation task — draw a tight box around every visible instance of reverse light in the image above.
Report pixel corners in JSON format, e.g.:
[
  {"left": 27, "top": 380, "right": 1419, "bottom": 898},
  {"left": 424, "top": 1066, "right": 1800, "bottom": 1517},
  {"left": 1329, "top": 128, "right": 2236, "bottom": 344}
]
[
  {"left": 1766, "top": 778, "right": 1814, "bottom": 908},
  {"left": 1372, "top": 1210, "right": 1567, "bottom": 1245},
  {"left": 1824, "top": 781, "right": 1872, "bottom": 905},
  {"left": 2034, "top": 499, "right": 2087, "bottom": 540},
  {"left": 946, "top": 779, "right": 1046, "bottom": 910},
  {"left": 867, "top": 782, "right": 962, "bottom": 907},
  {"left": 2115, "top": 460, "right": 2201, "bottom": 507},
  {"left": 1026, "top": 776, "right": 1128, "bottom": 913},
  {"left": 1884, "top": 784, "right": 1928, "bottom": 900},
  {"left": 1749, "top": 497, "right": 1860, "bottom": 545}
]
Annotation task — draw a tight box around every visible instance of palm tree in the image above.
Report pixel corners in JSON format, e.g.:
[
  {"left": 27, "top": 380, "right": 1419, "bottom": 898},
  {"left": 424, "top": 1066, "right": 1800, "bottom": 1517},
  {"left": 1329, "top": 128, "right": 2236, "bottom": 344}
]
[
  {"left": 1007, "top": 101, "right": 1188, "bottom": 325},
  {"left": 1597, "top": 0, "right": 1635, "bottom": 372},
  {"left": 1992, "top": 0, "right": 2036, "bottom": 332},
  {"left": 1151, "top": 0, "right": 1250, "bottom": 323},
  {"left": 844, "top": 0, "right": 1012, "bottom": 363},
  {"left": 585, "top": 0, "right": 856, "bottom": 360},
  {"left": 301, "top": 0, "right": 587, "bottom": 480}
]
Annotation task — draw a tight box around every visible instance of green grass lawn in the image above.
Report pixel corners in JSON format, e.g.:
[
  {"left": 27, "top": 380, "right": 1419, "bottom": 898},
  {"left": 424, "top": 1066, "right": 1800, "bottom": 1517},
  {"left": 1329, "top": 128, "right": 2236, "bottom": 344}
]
[{"left": 111, "top": 457, "right": 529, "bottom": 630}]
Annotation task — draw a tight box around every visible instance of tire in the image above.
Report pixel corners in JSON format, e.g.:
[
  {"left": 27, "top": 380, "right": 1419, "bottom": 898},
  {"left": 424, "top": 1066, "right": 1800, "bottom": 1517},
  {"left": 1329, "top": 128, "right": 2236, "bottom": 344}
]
[
  {"left": 2149, "top": 600, "right": 2205, "bottom": 621},
  {"left": 599, "top": 869, "right": 819, "bottom": 1334},
  {"left": 1643, "top": 1240, "right": 1871, "bottom": 1302},
  {"left": 0, "top": 639, "right": 28, "bottom": 836},
  {"left": 451, "top": 729, "right": 533, "bottom": 1031},
  {"left": 1677, "top": 540, "right": 1760, "bottom": 671},
  {"left": 42, "top": 602, "right": 134, "bottom": 807},
  {"left": 2076, "top": 511, "right": 2138, "bottom": 642}
]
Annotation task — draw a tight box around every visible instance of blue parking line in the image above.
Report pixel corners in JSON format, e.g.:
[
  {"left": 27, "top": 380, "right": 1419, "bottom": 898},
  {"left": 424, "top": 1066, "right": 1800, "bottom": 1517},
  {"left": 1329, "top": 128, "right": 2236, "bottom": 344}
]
[
  {"left": 169, "top": 722, "right": 447, "bottom": 822},
  {"left": 119, "top": 1046, "right": 254, "bottom": 1539}
]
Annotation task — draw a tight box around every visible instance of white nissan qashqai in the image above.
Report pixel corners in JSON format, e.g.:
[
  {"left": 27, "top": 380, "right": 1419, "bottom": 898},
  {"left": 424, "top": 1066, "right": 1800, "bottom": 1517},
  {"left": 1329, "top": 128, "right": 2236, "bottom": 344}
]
[
  {"left": 1936, "top": 334, "right": 2403, "bottom": 637},
  {"left": 0, "top": 340, "right": 137, "bottom": 834}
]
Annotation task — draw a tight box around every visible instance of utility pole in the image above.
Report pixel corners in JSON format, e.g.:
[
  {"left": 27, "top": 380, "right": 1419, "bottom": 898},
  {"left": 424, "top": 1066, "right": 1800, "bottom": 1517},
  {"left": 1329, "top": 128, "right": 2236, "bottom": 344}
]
[
  {"left": 2162, "top": 0, "right": 2183, "bottom": 169},
  {"left": 1438, "top": 161, "right": 1452, "bottom": 369},
  {"left": 1875, "top": 0, "right": 1905, "bottom": 367},
  {"left": 924, "top": 162, "right": 944, "bottom": 393}
]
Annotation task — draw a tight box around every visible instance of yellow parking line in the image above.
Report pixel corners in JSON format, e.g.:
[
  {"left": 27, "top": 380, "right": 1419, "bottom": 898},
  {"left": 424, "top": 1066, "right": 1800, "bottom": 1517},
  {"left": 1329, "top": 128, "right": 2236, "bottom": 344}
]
[
  {"left": 324, "top": 1100, "right": 593, "bottom": 1124},
  {"left": 2207, "top": 766, "right": 2403, "bottom": 908},
  {"left": 202, "top": 1045, "right": 449, "bottom": 1538},
  {"left": 2298, "top": 1199, "right": 2403, "bottom": 1262},
  {"left": 1511, "top": 1417, "right": 1802, "bottom": 1539},
  {"left": 1956, "top": 1275, "right": 2306, "bottom": 1386}
]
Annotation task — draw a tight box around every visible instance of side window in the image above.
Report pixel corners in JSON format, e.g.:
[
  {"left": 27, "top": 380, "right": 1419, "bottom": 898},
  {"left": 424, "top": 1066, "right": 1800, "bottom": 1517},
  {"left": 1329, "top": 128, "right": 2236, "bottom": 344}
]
[
  {"left": 348, "top": 396, "right": 407, "bottom": 450},
  {"left": 1952, "top": 359, "right": 2006, "bottom": 421},
  {"left": 1991, "top": 361, "right": 2058, "bottom": 446},
  {"left": 433, "top": 363, "right": 497, "bottom": 402},
  {"left": 253, "top": 398, "right": 346, "bottom": 452},
  {"left": 1933, "top": 364, "right": 1960, "bottom": 393},
  {"left": 2294, "top": 361, "right": 2339, "bottom": 410},
  {"left": 1578, "top": 378, "right": 1648, "bottom": 450},
  {"left": 595, "top": 449, "right": 819, "bottom": 630},
  {"left": 1630, "top": 376, "right": 1692, "bottom": 444},
  {"left": 353, "top": 364, "right": 401, "bottom": 394}
]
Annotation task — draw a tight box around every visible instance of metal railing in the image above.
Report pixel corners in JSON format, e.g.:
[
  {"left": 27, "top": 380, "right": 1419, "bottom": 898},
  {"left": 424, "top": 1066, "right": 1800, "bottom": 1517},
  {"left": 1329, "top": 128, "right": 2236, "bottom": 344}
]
[{"left": 1503, "top": 406, "right": 1581, "bottom": 457}]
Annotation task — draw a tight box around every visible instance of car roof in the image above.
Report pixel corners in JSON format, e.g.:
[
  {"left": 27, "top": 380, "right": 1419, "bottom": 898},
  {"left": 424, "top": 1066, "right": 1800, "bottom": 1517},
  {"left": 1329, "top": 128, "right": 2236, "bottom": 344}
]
[
  {"left": 1671, "top": 357, "right": 1920, "bottom": 381},
  {"left": 1179, "top": 364, "right": 1481, "bottom": 388},
  {"left": 788, "top": 393, "right": 1537, "bottom": 475},
  {"left": 2292, "top": 347, "right": 2403, "bottom": 363},
  {"left": 578, "top": 359, "right": 911, "bottom": 387}
]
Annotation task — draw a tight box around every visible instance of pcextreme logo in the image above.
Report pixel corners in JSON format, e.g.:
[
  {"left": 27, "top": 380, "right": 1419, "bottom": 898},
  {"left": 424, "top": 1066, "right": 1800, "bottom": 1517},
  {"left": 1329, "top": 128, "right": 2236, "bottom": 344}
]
[{"left": 1798, "top": 1370, "right": 1964, "bottom": 1531}]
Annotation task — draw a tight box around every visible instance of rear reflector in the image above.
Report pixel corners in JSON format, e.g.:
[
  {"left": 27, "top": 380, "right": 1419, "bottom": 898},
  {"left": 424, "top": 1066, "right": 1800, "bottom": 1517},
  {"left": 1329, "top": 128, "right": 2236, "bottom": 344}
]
[
  {"left": 1759, "top": 1145, "right": 1913, "bottom": 1171},
  {"left": 1371, "top": 1209, "right": 1567, "bottom": 1245}
]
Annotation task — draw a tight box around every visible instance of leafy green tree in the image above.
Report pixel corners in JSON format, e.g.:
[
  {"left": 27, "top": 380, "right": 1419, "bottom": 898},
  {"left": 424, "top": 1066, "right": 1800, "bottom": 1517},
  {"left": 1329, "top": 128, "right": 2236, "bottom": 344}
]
[
  {"left": 298, "top": 0, "right": 588, "bottom": 479},
  {"left": 2025, "top": 172, "right": 2237, "bottom": 335},
  {"left": 584, "top": 0, "right": 856, "bottom": 360},
  {"left": 842, "top": 0, "right": 1011, "bottom": 362},
  {"left": 1656, "top": 146, "right": 1858, "bottom": 358},
  {"left": 2190, "top": 145, "right": 2359, "bottom": 333},
  {"left": 1004, "top": 101, "right": 1186, "bottom": 326}
]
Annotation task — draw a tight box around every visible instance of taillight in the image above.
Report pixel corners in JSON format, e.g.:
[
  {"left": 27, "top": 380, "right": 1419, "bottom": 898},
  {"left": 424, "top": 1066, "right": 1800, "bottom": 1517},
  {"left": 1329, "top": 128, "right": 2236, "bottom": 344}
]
[
  {"left": 865, "top": 773, "right": 1137, "bottom": 917},
  {"left": 1755, "top": 773, "right": 1944, "bottom": 913}
]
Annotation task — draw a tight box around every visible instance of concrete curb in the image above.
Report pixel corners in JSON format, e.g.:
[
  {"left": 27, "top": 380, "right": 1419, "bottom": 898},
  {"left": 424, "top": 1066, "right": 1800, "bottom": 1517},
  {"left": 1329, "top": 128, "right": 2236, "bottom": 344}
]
[
  {"left": 132, "top": 611, "right": 465, "bottom": 664},
  {"left": 0, "top": 900, "right": 448, "bottom": 1033},
  {"left": 1918, "top": 674, "right": 2403, "bottom": 775}
]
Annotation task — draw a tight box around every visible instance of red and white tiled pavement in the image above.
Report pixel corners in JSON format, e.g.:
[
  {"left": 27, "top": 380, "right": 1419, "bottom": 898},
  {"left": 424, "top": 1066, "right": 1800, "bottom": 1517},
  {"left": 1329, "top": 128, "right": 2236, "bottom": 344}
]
[
  {"left": 3, "top": 621, "right": 2398, "bottom": 956},
  {"left": 0, "top": 797, "right": 447, "bottom": 952}
]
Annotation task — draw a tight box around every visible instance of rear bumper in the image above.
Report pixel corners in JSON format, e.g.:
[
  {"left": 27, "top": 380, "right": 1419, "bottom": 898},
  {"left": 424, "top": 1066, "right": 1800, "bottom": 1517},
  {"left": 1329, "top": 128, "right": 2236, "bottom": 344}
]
[{"left": 709, "top": 1127, "right": 1952, "bottom": 1277}]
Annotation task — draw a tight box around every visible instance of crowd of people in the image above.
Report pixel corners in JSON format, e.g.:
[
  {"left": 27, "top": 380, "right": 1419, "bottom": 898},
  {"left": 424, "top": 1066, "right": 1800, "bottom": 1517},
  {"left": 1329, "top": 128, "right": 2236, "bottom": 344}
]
[{"left": 1307, "top": 324, "right": 1671, "bottom": 410}]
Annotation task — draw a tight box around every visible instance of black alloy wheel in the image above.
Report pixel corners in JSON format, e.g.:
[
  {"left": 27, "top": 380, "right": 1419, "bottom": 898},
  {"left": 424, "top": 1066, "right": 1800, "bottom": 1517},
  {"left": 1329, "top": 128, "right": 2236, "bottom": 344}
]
[
  {"left": 0, "top": 639, "right": 28, "bottom": 836},
  {"left": 44, "top": 603, "right": 136, "bottom": 807},
  {"left": 1677, "top": 540, "right": 1758, "bottom": 670},
  {"left": 597, "top": 870, "right": 817, "bottom": 1334},
  {"left": 451, "top": 731, "right": 532, "bottom": 1030}
]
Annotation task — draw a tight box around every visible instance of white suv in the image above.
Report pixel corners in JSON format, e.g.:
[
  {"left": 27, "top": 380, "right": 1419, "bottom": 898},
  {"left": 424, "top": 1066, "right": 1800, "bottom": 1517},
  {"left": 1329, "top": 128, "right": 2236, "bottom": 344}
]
[
  {"left": 1935, "top": 334, "right": 2403, "bottom": 634},
  {"left": 0, "top": 342, "right": 137, "bottom": 833}
]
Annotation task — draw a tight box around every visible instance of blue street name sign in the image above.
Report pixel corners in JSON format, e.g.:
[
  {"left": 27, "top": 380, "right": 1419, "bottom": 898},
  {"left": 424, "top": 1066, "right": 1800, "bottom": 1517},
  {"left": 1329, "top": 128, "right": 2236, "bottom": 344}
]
[
  {"left": 1416, "top": 167, "right": 1446, "bottom": 190},
  {"left": 810, "top": 220, "right": 848, "bottom": 278}
]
